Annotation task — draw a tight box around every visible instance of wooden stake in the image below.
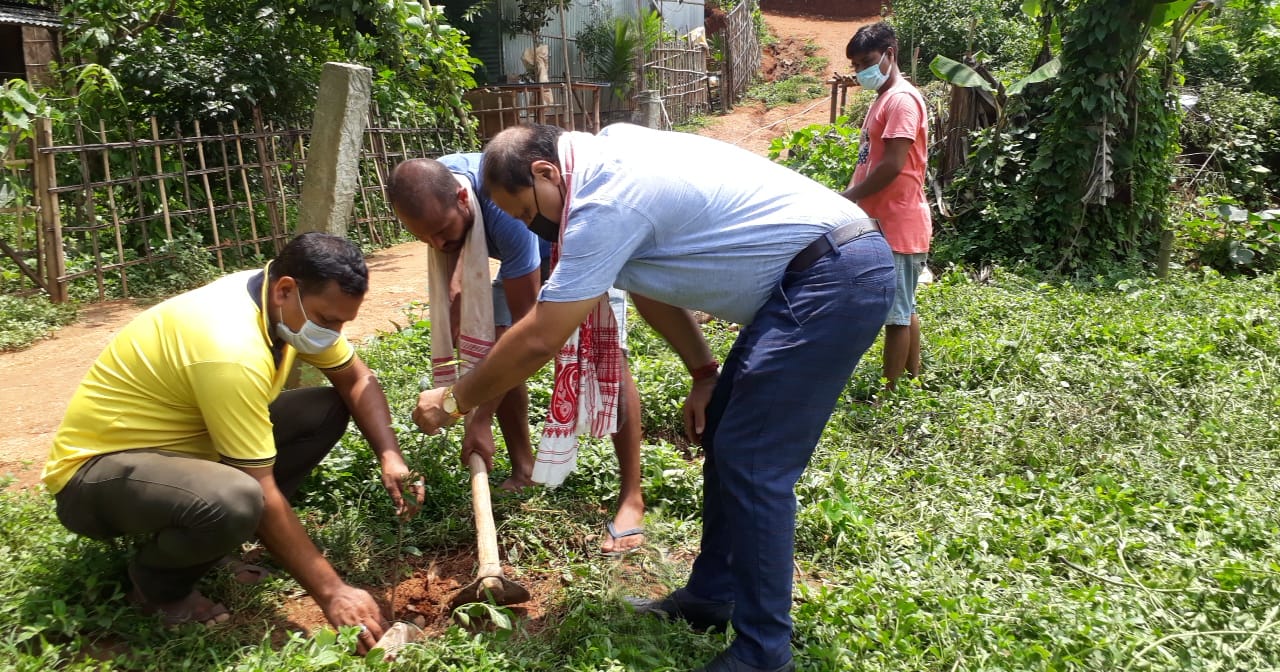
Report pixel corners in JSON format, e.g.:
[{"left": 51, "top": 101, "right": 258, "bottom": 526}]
[{"left": 99, "top": 120, "right": 129, "bottom": 296}]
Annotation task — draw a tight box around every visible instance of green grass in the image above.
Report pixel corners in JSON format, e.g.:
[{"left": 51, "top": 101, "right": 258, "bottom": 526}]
[
  {"left": 2, "top": 268, "right": 1279, "bottom": 670},
  {"left": 744, "top": 75, "right": 828, "bottom": 110},
  {"left": 0, "top": 294, "right": 77, "bottom": 351}
]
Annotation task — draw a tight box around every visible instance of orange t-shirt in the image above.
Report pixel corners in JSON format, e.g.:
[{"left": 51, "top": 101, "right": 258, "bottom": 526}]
[{"left": 851, "top": 79, "right": 932, "bottom": 254}]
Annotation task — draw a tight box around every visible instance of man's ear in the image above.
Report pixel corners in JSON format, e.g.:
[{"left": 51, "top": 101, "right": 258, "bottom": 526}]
[
  {"left": 269, "top": 275, "right": 297, "bottom": 310},
  {"left": 531, "top": 159, "right": 562, "bottom": 186}
]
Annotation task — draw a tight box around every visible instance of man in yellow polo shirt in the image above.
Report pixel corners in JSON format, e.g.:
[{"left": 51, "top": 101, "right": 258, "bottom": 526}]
[{"left": 43, "top": 232, "right": 419, "bottom": 652}]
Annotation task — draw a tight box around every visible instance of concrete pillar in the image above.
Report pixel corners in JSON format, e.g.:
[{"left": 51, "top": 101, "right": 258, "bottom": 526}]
[
  {"left": 638, "top": 90, "right": 663, "bottom": 130},
  {"left": 296, "top": 62, "right": 372, "bottom": 236}
]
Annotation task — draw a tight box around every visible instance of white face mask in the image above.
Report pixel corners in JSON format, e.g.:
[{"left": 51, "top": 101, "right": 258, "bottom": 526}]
[
  {"left": 856, "top": 51, "right": 890, "bottom": 91},
  {"left": 276, "top": 289, "right": 341, "bottom": 354}
]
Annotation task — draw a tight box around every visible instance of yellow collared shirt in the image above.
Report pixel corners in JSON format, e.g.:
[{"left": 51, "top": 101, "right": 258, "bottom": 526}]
[{"left": 42, "top": 265, "right": 354, "bottom": 493}]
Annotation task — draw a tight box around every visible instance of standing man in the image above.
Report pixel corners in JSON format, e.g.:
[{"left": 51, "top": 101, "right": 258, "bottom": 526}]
[
  {"left": 411, "top": 123, "right": 895, "bottom": 672},
  {"left": 43, "top": 233, "right": 422, "bottom": 652},
  {"left": 842, "top": 21, "right": 932, "bottom": 391},
  {"left": 386, "top": 155, "right": 648, "bottom": 555}
]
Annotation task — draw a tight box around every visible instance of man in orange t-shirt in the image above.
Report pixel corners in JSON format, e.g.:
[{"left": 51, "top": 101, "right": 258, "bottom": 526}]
[{"left": 842, "top": 21, "right": 932, "bottom": 391}]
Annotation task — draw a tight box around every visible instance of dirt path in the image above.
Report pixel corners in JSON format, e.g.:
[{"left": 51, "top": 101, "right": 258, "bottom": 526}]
[
  {"left": 695, "top": 12, "right": 878, "bottom": 156},
  {"left": 0, "top": 241, "right": 435, "bottom": 490},
  {"left": 0, "top": 8, "right": 877, "bottom": 491}
]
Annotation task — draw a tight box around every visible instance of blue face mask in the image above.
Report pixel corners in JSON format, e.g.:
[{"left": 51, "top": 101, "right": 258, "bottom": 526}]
[
  {"left": 276, "top": 289, "right": 342, "bottom": 354},
  {"left": 856, "top": 52, "right": 890, "bottom": 91}
]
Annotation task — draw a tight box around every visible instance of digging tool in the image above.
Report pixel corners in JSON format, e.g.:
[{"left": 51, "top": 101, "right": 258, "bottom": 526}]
[{"left": 448, "top": 452, "right": 530, "bottom": 611}]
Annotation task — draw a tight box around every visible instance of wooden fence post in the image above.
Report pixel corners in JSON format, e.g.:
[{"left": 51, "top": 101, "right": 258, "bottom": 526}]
[{"left": 33, "top": 117, "right": 66, "bottom": 302}]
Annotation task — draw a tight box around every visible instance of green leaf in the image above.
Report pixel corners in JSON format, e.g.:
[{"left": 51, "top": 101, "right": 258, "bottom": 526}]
[
  {"left": 929, "top": 55, "right": 994, "bottom": 92},
  {"left": 1007, "top": 57, "right": 1061, "bottom": 96},
  {"left": 1149, "top": 0, "right": 1196, "bottom": 28},
  {"left": 1021, "top": 0, "right": 1042, "bottom": 19}
]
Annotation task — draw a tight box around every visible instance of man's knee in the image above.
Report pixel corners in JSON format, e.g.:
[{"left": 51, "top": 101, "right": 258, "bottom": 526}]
[{"left": 209, "top": 470, "right": 266, "bottom": 542}]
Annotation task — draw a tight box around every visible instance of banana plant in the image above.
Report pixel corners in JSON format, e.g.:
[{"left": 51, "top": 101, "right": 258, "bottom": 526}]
[{"left": 929, "top": 53, "right": 1061, "bottom": 126}]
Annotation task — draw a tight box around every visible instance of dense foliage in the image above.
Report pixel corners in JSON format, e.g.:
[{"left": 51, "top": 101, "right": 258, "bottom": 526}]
[
  {"left": 59, "top": 0, "right": 479, "bottom": 129},
  {"left": 885, "top": 0, "right": 1039, "bottom": 84},
  {"left": 2, "top": 269, "right": 1279, "bottom": 669}
]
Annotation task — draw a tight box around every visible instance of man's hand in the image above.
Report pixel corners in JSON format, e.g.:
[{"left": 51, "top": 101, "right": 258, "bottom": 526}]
[
  {"left": 378, "top": 451, "right": 424, "bottom": 520},
  {"left": 461, "top": 420, "right": 497, "bottom": 472},
  {"left": 318, "top": 584, "right": 387, "bottom": 655},
  {"left": 412, "top": 386, "right": 459, "bottom": 435},
  {"left": 683, "top": 375, "right": 717, "bottom": 444}
]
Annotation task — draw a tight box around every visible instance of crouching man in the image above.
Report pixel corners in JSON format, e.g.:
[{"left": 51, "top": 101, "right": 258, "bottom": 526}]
[{"left": 42, "top": 232, "right": 422, "bottom": 653}]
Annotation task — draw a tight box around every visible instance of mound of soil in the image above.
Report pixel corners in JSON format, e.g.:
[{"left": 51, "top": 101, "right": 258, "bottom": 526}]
[
  {"left": 761, "top": 37, "right": 820, "bottom": 82},
  {"left": 761, "top": 0, "right": 883, "bottom": 20}
]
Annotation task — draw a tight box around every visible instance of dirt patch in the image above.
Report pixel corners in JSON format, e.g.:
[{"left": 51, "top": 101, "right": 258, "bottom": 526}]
[
  {"left": 257, "top": 552, "right": 561, "bottom": 645},
  {"left": 760, "top": 37, "right": 820, "bottom": 82},
  {"left": 694, "top": 11, "right": 878, "bottom": 156},
  {"left": 761, "top": 0, "right": 883, "bottom": 19}
]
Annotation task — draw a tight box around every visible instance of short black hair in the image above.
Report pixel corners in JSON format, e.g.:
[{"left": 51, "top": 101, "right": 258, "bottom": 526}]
[
  {"left": 270, "top": 232, "right": 368, "bottom": 296},
  {"left": 481, "top": 123, "right": 565, "bottom": 192},
  {"left": 386, "top": 158, "right": 458, "bottom": 222},
  {"left": 847, "top": 21, "right": 897, "bottom": 60}
]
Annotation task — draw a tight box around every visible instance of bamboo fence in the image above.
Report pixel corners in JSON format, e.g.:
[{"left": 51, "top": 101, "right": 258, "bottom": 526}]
[{"left": 0, "top": 109, "right": 467, "bottom": 302}]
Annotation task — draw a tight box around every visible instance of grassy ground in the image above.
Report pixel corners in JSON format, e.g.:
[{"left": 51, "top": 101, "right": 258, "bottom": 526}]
[
  {"left": 0, "top": 294, "right": 77, "bottom": 351},
  {"left": 2, "top": 267, "right": 1278, "bottom": 670}
]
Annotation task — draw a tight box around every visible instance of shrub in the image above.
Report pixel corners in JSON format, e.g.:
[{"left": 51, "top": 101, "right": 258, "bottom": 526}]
[
  {"left": 767, "top": 117, "right": 861, "bottom": 190},
  {"left": 1179, "top": 82, "right": 1280, "bottom": 207},
  {"left": 886, "top": 0, "right": 1039, "bottom": 84},
  {"left": 0, "top": 294, "right": 77, "bottom": 351}
]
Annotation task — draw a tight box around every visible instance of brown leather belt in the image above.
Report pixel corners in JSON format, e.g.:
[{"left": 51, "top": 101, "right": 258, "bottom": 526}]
[{"left": 787, "top": 219, "right": 881, "bottom": 273}]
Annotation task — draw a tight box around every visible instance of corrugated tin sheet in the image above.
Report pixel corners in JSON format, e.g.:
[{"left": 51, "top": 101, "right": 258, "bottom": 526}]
[{"left": 0, "top": 2, "right": 61, "bottom": 29}]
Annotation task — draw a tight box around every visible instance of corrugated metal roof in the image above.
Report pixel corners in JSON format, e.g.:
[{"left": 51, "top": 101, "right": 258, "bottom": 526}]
[{"left": 0, "top": 3, "right": 62, "bottom": 29}]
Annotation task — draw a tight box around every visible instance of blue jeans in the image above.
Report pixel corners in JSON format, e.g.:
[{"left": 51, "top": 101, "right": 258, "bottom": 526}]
[{"left": 685, "top": 232, "right": 894, "bottom": 668}]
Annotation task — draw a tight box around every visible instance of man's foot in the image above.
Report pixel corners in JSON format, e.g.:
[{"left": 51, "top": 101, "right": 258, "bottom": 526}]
[
  {"left": 498, "top": 474, "right": 536, "bottom": 493},
  {"left": 601, "top": 521, "right": 646, "bottom": 556},
  {"left": 692, "top": 650, "right": 795, "bottom": 672},
  {"left": 625, "top": 587, "right": 733, "bottom": 632},
  {"left": 128, "top": 586, "right": 231, "bottom": 628}
]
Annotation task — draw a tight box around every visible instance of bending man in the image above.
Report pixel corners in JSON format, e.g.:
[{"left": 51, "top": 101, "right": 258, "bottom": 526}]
[
  {"left": 387, "top": 154, "right": 647, "bottom": 554},
  {"left": 411, "top": 123, "right": 895, "bottom": 672}
]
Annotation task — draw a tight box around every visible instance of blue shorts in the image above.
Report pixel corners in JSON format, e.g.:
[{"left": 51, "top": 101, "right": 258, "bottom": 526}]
[
  {"left": 492, "top": 278, "right": 629, "bottom": 352},
  {"left": 885, "top": 252, "right": 927, "bottom": 326}
]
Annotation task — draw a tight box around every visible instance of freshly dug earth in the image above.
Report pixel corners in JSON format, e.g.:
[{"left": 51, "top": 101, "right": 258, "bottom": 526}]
[{"left": 266, "top": 552, "right": 561, "bottom": 645}]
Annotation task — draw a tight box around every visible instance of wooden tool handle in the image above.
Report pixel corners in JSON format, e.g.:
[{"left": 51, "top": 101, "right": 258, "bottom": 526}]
[{"left": 467, "top": 452, "right": 502, "bottom": 577}]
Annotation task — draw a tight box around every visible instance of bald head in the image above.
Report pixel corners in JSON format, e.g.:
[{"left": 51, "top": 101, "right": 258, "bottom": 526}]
[
  {"left": 481, "top": 123, "right": 565, "bottom": 194},
  {"left": 387, "top": 158, "right": 462, "bottom": 224},
  {"left": 387, "top": 158, "right": 473, "bottom": 253}
]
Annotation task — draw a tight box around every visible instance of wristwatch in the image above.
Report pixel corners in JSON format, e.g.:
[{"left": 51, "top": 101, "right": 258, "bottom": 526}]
[{"left": 442, "top": 386, "right": 466, "bottom": 420}]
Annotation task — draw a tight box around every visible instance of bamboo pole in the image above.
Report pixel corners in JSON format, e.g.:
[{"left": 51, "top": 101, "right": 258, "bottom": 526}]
[
  {"left": 216, "top": 121, "right": 247, "bottom": 263},
  {"left": 231, "top": 119, "right": 263, "bottom": 257},
  {"left": 252, "top": 108, "right": 284, "bottom": 250},
  {"left": 99, "top": 121, "right": 129, "bottom": 295},
  {"left": 74, "top": 120, "right": 105, "bottom": 300},
  {"left": 174, "top": 122, "right": 196, "bottom": 241},
  {"left": 192, "top": 120, "right": 224, "bottom": 270},
  {"left": 33, "top": 117, "right": 66, "bottom": 302},
  {"left": 150, "top": 116, "right": 173, "bottom": 240},
  {"left": 266, "top": 118, "right": 290, "bottom": 243},
  {"left": 124, "top": 122, "right": 153, "bottom": 263}
]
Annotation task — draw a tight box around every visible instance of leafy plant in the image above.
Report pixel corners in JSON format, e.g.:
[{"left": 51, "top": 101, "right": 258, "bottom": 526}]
[
  {"left": 768, "top": 116, "right": 861, "bottom": 190},
  {"left": 1176, "top": 197, "right": 1280, "bottom": 274},
  {"left": 0, "top": 293, "right": 77, "bottom": 351}
]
